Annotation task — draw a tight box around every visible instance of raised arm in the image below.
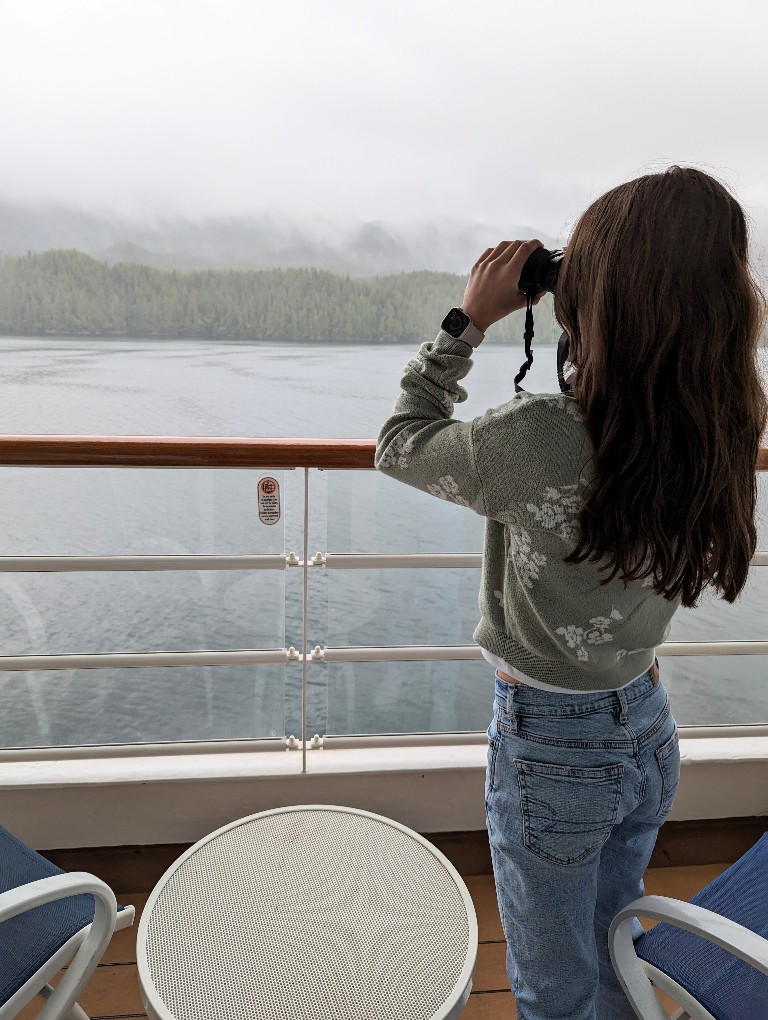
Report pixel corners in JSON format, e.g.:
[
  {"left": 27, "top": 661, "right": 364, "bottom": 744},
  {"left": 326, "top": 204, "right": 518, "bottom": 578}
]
[{"left": 375, "top": 239, "right": 543, "bottom": 515}]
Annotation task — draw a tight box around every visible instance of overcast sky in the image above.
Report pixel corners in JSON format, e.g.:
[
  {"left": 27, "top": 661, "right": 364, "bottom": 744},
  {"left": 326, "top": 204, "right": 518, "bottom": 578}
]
[{"left": 1, "top": 0, "right": 767, "bottom": 244}]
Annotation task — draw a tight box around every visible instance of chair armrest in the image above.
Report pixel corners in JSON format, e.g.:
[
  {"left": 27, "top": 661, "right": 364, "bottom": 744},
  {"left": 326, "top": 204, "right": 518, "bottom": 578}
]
[
  {"left": 0, "top": 872, "right": 115, "bottom": 926},
  {"left": 612, "top": 895, "right": 768, "bottom": 975},
  {"left": 608, "top": 908, "right": 672, "bottom": 1020},
  {"left": 115, "top": 904, "right": 136, "bottom": 931},
  {"left": 0, "top": 873, "right": 117, "bottom": 1020}
]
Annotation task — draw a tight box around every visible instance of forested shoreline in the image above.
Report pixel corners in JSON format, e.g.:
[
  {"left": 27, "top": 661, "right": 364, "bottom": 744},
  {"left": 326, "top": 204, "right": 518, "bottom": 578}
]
[{"left": 0, "top": 249, "right": 559, "bottom": 343}]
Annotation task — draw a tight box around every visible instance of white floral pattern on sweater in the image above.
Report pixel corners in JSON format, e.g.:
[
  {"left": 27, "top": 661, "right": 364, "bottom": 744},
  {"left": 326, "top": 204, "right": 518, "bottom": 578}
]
[
  {"left": 426, "top": 475, "right": 470, "bottom": 506},
  {"left": 486, "top": 398, "right": 522, "bottom": 420},
  {"left": 508, "top": 524, "right": 547, "bottom": 589},
  {"left": 525, "top": 482, "right": 585, "bottom": 542},
  {"left": 376, "top": 430, "right": 416, "bottom": 471},
  {"left": 556, "top": 608, "right": 623, "bottom": 662},
  {"left": 556, "top": 394, "right": 586, "bottom": 423}
]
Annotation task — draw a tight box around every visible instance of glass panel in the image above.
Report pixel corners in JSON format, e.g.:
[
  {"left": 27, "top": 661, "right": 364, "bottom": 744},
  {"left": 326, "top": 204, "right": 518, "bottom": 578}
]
[
  {"left": 318, "top": 652, "right": 768, "bottom": 736},
  {"left": 758, "top": 472, "right": 768, "bottom": 549},
  {"left": 669, "top": 567, "right": 768, "bottom": 644},
  {"left": 321, "top": 468, "right": 768, "bottom": 735},
  {"left": 321, "top": 659, "right": 494, "bottom": 737},
  {"left": 0, "top": 664, "right": 286, "bottom": 748},
  {"left": 664, "top": 656, "right": 768, "bottom": 727},
  {"left": 0, "top": 467, "right": 287, "bottom": 555},
  {"left": 325, "top": 564, "right": 768, "bottom": 651},
  {"left": 327, "top": 470, "right": 484, "bottom": 555},
  {"left": 326, "top": 568, "right": 480, "bottom": 648},
  {"left": 0, "top": 465, "right": 294, "bottom": 746},
  {"left": 0, "top": 570, "right": 283, "bottom": 655}
]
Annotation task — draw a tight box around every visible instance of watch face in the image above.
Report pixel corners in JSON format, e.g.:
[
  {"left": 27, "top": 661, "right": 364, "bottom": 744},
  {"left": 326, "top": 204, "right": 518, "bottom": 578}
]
[{"left": 442, "top": 308, "right": 470, "bottom": 337}]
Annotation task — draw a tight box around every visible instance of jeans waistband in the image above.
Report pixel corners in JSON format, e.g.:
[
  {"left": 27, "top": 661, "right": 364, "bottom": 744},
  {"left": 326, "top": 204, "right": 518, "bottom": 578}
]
[{"left": 495, "top": 659, "right": 661, "bottom": 717}]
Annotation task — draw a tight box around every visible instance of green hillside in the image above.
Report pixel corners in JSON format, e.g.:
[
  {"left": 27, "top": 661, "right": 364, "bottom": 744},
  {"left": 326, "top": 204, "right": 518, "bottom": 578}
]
[{"left": 0, "top": 249, "right": 559, "bottom": 343}]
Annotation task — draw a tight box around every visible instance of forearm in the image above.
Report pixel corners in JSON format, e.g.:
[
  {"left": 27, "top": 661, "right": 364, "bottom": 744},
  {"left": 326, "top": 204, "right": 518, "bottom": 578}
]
[
  {"left": 375, "top": 327, "right": 487, "bottom": 515},
  {"left": 376, "top": 325, "right": 475, "bottom": 451}
]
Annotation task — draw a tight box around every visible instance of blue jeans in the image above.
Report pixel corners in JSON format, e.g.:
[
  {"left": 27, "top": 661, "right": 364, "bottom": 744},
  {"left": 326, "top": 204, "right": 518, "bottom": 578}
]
[{"left": 485, "top": 664, "right": 680, "bottom": 1020}]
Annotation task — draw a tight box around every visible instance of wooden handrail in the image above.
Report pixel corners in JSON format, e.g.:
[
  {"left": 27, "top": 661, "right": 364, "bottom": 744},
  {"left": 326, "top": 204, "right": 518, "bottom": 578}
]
[
  {"left": 0, "top": 436, "right": 377, "bottom": 469},
  {"left": 0, "top": 435, "right": 765, "bottom": 470}
]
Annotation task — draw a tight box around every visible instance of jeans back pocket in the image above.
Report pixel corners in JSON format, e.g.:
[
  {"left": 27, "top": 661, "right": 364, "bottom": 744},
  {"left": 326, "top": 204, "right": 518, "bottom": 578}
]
[{"left": 514, "top": 759, "right": 623, "bottom": 865}]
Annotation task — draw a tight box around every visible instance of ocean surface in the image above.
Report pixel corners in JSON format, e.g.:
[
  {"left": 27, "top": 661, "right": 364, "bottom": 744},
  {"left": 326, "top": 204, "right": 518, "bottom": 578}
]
[{"left": 0, "top": 336, "right": 767, "bottom": 746}]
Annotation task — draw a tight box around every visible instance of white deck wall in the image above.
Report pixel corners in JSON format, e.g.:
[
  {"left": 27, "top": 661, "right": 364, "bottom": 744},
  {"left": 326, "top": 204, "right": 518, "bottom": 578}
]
[{"left": 3, "top": 738, "right": 767, "bottom": 849}]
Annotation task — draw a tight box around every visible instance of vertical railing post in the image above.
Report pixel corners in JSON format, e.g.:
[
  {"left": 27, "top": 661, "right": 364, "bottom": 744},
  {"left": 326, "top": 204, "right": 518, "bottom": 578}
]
[{"left": 302, "top": 467, "right": 309, "bottom": 774}]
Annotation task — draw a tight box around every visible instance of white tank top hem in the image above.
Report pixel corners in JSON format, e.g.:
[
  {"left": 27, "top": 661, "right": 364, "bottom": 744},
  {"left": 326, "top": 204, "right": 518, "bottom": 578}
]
[{"left": 480, "top": 646, "right": 646, "bottom": 694}]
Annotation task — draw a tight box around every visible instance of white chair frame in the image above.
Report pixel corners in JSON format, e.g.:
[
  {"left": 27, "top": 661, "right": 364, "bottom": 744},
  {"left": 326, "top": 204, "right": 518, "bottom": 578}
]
[
  {"left": 0, "top": 872, "right": 135, "bottom": 1020},
  {"left": 609, "top": 894, "right": 768, "bottom": 1020}
]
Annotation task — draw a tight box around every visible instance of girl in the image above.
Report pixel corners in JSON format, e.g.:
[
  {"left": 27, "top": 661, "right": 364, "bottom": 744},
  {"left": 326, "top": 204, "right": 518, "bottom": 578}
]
[{"left": 375, "top": 167, "right": 767, "bottom": 1020}]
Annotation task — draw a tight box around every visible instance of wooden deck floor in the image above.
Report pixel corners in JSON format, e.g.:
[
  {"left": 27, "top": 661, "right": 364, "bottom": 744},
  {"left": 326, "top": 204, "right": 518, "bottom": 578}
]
[{"left": 20, "top": 860, "right": 730, "bottom": 1020}]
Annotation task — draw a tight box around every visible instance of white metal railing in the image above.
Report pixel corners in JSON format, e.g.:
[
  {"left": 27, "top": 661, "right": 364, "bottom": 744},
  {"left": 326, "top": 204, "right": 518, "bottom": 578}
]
[
  {"left": 0, "top": 650, "right": 289, "bottom": 671},
  {"left": 322, "top": 553, "right": 482, "bottom": 568},
  {"left": 4, "top": 551, "right": 760, "bottom": 571},
  {"left": 0, "top": 436, "right": 767, "bottom": 765},
  {"left": 0, "top": 555, "right": 287, "bottom": 571},
  {"left": 320, "top": 641, "right": 768, "bottom": 662},
  {"left": 0, "top": 546, "right": 764, "bottom": 676}
]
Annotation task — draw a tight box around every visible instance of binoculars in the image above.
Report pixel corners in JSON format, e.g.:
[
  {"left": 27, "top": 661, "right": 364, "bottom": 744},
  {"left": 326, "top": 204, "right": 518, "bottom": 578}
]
[{"left": 514, "top": 246, "right": 572, "bottom": 395}]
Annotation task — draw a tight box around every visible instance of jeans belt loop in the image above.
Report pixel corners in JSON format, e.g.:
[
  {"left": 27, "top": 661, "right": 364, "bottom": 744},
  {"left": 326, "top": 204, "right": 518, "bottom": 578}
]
[
  {"left": 507, "top": 685, "right": 519, "bottom": 733},
  {"left": 651, "top": 658, "right": 660, "bottom": 686},
  {"left": 616, "top": 689, "right": 629, "bottom": 726}
]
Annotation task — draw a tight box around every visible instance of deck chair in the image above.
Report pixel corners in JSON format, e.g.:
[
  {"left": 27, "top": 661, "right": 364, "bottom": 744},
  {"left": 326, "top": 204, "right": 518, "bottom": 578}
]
[
  {"left": 0, "top": 826, "right": 135, "bottom": 1020},
  {"left": 609, "top": 832, "right": 768, "bottom": 1019}
]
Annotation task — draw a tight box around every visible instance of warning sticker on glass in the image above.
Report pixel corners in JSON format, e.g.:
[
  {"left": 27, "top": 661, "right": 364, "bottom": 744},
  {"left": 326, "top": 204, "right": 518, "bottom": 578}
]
[{"left": 257, "top": 476, "right": 281, "bottom": 525}]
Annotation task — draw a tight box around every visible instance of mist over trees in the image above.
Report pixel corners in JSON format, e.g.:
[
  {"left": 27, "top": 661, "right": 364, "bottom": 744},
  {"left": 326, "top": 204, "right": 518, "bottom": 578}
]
[
  {"left": 0, "top": 199, "right": 558, "bottom": 275},
  {"left": 0, "top": 201, "right": 561, "bottom": 341},
  {"left": 0, "top": 248, "right": 559, "bottom": 343}
]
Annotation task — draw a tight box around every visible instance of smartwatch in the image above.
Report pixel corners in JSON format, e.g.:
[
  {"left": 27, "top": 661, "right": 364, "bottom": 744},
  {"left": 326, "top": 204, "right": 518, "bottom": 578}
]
[
  {"left": 441, "top": 308, "right": 484, "bottom": 347},
  {"left": 442, "top": 307, "right": 471, "bottom": 338}
]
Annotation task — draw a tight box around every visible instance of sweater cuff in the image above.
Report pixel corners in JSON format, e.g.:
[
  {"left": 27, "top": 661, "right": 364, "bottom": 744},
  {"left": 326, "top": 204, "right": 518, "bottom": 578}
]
[{"left": 434, "top": 329, "right": 477, "bottom": 357}]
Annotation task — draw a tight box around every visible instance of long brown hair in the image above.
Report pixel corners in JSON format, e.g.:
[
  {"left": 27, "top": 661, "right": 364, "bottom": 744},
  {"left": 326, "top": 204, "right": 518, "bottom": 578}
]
[{"left": 555, "top": 167, "right": 767, "bottom": 608}]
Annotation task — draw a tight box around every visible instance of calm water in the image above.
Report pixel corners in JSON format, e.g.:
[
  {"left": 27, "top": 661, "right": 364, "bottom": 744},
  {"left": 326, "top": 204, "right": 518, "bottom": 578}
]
[{"left": 1, "top": 336, "right": 767, "bottom": 745}]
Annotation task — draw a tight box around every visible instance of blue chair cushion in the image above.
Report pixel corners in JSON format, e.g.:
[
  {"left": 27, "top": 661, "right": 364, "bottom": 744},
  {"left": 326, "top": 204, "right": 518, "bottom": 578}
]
[
  {"left": 634, "top": 832, "right": 768, "bottom": 1020},
  {"left": 0, "top": 826, "right": 119, "bottom": 1005}
]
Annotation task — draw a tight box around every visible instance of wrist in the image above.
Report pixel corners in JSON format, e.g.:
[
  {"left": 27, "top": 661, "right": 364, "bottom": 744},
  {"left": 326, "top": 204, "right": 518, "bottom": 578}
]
[{"left": 460, "top": 305, "right": 490, "bottom": 333}]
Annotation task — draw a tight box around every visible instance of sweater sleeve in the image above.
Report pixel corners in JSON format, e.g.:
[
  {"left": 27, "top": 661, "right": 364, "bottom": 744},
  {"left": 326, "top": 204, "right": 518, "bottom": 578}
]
[{"left": 374, "top": 330, "right": 488, "bottom": 516}]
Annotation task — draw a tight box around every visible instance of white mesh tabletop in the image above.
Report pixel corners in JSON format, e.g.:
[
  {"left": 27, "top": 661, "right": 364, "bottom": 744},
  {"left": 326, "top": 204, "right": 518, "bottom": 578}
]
[{"left": 137, "top": 805, "right": 477, "bottom": 1020}]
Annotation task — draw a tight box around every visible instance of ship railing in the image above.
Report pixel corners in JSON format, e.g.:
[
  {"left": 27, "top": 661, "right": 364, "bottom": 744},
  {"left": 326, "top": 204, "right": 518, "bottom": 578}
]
[{"left": 0, "top": 435, "right": 767, "bottom": 774}]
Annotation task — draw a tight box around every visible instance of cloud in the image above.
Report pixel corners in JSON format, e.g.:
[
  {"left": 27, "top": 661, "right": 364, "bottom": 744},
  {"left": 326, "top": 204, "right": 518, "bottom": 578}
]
[{"left": 0, "top": 0, "right": 766, "bottom": 238}]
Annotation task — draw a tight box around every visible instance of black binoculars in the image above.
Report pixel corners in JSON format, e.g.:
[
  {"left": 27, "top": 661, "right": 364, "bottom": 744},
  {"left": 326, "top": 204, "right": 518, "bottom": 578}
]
[
  {"left": 514, "top": 246, "right": 572, "bottom": 396},
  {"left": 518, "top": 246, "right": 564, "bottom": 297}
]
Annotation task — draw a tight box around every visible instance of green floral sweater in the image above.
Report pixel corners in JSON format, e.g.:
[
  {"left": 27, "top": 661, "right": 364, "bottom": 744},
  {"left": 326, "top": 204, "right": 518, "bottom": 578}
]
[{"left": 375, "top": 326, "right": 680, "bottom": 692}]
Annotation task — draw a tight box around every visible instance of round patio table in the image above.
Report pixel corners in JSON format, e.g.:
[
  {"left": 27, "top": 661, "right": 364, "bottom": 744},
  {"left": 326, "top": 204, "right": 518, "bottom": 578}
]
[{"left": 137, "top": 805, "right": 478, "bottom": 1020}]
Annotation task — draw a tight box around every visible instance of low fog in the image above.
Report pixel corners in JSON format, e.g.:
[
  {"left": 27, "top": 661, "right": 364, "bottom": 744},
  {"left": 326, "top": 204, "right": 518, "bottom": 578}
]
[{"left": 1, "top": 0, "right": 767, "bottom": 274}]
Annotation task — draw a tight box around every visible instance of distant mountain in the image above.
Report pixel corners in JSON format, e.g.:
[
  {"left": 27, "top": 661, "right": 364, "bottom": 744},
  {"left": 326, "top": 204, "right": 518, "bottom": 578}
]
[{"left": 0, "top": 198, "right": 558, "bottom": 275}]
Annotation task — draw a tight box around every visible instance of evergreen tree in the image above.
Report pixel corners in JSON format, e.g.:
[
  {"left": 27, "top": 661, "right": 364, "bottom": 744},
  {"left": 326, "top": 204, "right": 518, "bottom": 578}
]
[{"left": 0, "top": 249, "right": 559, "bottom": 344}]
